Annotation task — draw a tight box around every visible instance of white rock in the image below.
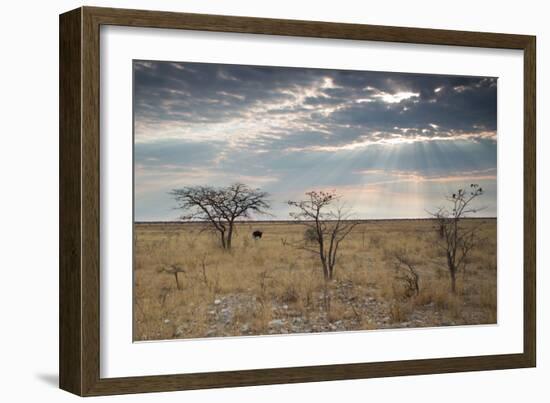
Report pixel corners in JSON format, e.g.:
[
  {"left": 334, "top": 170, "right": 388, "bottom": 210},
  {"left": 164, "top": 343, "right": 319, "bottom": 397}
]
[{"left": 214, "top": 299, "right": 221, "bottom": 305}]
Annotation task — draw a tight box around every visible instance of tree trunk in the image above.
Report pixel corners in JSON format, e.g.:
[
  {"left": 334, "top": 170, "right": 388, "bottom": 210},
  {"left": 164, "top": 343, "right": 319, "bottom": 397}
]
[
  {"left": 219, "top": 231, "right": 226, "bottom": 249},
  {"left": 450, "top": 269, "right": 457, "bottom": 294},
  {"left": 321, "top": 258, "right": 329, "bottom": 280},
  {"left": 446, "top": 251, "right": 457, "bottom": 293},
  {"left": 226, "top": 223, "right": 234, "bottom": 249}
]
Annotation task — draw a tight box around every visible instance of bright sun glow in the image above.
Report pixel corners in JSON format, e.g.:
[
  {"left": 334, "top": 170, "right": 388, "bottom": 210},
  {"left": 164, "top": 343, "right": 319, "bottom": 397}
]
[{"left": 374, "top": 91, "right": 420, "bottom": 104}]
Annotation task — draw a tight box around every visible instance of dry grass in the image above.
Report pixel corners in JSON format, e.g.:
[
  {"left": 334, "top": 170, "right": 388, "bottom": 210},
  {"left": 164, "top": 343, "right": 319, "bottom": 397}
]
[{"left": 134, "top": 219, "right": 497, "bottom": 341}]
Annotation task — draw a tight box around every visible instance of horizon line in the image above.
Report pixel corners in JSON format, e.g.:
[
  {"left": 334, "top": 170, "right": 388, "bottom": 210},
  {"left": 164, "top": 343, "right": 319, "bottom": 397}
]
[{"left": 135, "top": 216, "right": 497, "bottom": 224}]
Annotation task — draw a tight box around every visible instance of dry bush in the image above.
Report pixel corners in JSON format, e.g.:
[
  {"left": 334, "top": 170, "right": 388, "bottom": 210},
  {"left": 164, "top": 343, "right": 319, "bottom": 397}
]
[
  {"left": 389, "top": 301, "right": 412, "bottom": 323},
  {"left": 280, "top": 284, "right": 300, "bottom": 304},
  {"left": 413, "top": 277, "right": 460, "bottom": 310},
  {"left": 369, "top": 234, "right": 382, "bottom": 248},
  {"left": 303, "top": 227, "right": 319, "bottom": 243}
]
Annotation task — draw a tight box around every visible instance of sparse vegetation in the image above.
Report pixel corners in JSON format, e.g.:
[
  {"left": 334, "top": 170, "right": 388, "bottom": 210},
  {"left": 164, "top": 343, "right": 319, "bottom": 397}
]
[{"left": 134, "top": 218, "right": 497, "bottom": 341}]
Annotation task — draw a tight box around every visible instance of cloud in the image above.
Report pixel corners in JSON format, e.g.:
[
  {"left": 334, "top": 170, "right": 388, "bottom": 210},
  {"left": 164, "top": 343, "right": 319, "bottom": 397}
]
[
  {"left": 134, "top": 138, "right": 223, "bottom": 167},
  {"left": 134, "top": 61, "right": 497, "bottom": 150},
  {"left": 133, "top": 60, "right": 497, "bottom": 220}
]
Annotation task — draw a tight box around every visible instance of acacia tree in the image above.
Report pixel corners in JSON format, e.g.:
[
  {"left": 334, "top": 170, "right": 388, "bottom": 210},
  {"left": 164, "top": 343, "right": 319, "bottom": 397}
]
[
  {"left": 431, "top": 184, "right": 484, "bottom": 293},
  {"left": 287, "top": 191, "right": 358, "bottom": 280},
  {"left": 171, "top": 183, "right": 270, "bottom": 249}
]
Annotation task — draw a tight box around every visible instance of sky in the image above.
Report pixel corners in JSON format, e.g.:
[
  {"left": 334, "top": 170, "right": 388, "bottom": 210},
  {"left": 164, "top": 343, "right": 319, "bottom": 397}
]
[{"left": 133, "top": 60, "right": 497, "bottom": 221}]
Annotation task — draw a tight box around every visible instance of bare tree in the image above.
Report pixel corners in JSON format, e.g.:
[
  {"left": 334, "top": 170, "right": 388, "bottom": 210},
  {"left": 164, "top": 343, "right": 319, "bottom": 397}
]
[
  {"left": 391, "top": 249, "right": 420, "bottom": 298},
  {"left": 159, "top": 264, "right": 186, "bottom": 290},
  {"left": 287, "top": 191, "right": 359, "bottom": 280},
  {"left": 171, "top": 183, "right": 270, "bottom": 249},
  {"left": 430, "top": 184, "right": 484, "bottom": 293}
]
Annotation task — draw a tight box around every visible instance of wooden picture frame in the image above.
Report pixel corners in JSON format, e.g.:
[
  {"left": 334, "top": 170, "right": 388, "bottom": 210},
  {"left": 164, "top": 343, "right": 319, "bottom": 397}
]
[{"left": 59, "top": 6, "right": 536, "bottom": 396}]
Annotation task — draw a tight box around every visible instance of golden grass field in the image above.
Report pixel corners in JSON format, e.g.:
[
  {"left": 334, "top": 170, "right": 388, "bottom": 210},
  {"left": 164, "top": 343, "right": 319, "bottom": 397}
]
[{"left": 134, "top": 219, "right": 497, "bottom": 341}]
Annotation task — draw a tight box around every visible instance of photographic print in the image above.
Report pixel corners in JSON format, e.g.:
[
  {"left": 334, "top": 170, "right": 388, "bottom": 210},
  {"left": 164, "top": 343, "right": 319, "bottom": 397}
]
[{"left": 133, "top": 61, "right": 497, "bottom": 341}]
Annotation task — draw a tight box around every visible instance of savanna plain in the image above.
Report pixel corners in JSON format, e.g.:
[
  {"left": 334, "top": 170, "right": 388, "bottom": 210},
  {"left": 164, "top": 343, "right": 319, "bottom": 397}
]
[{"left": 134, "top": 219, "right": 497, "bottom": 341}]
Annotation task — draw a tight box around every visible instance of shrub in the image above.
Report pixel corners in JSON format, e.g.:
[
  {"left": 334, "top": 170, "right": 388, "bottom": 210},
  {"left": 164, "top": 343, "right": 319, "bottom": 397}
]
[
  {"left": 304, "top": 227, "right": 319, "bottom": 243},
  {"left": 280, "top": 284, "right": 299, "bottom": 304}
]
